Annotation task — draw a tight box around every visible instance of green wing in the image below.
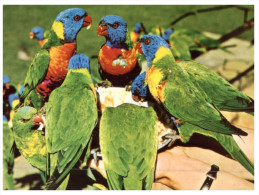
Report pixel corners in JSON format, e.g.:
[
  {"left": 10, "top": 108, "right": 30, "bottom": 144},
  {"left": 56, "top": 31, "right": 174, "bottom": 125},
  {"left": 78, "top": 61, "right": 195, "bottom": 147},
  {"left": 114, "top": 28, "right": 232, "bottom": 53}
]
[
  {"left": 170, "top": 36, "right": 192, "bottom": 60},
  {"left": 161, "top": 64, "right": 246, "bottom": 136},
  {"left": 45, "top": 72, "right": 97, "bottom": 189},
  {"left": 177, "top": 60, "right": 254, "bottom": 114},
  {"left": 20, "top": 49, "right": 50, "bottom": 101},
  {"left": 46, "top": 81, "right": 97, "bottom": 154},
  {"left": 100, "top": 104, "right": 158, "bottom": 190},
  {"left": 177, "top": 122, "right": 254, "bottom": 175}
]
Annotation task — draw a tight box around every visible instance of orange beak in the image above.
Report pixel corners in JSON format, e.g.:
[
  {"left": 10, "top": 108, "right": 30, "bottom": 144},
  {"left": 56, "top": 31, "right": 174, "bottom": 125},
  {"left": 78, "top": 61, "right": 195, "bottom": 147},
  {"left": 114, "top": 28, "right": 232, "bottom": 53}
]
[
  {"left": 135, "top": 42, "right": 143, "bottom": 54},
  {"left": 33, "top": 114, "right": 44, "bottom": 126},
  {"left": 83, "top": 14, "right": 92, "bottom": 29},
  {"left": 97, "top": 25, "right": 107, "bottom": 36},
  {"left": 29, "top": 32, "right": 34, "bottom": 39}
]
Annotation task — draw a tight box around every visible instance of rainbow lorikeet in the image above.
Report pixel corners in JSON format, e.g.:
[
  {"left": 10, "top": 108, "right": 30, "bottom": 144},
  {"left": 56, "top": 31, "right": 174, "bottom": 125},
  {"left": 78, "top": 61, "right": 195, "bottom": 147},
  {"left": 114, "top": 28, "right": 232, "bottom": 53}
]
[
  {"left": 12, "top": 106, "right": 68, "bottom": 189},
  {"left": 136, "top": 34, "right": 254, "bottom": 175},
  {"left": 30, "top": 26, "right": 50, "bottom": 48},
  {"left": 45, "top": 54, "right": 98, "bottom": 190},
  {"left": 130, "top": 22, "right": 147, "bottom": 43},
  {"left": 133, "top": 40, "right": 254, "bottom": 115},
  {"left": 16, "top": 8, "right": 92, "bottom": 110},
  {"left": 100, "top": 103, "right": 158, "bottom": 190},
  {"left": 12, "top": 106, "right": 47, "bottom": 172},
  {"left": 3, "top": 121, "right": 15, "bottom": 190},
  {"left": 97, "top": 15, "right": 141, "bottom": 87}
]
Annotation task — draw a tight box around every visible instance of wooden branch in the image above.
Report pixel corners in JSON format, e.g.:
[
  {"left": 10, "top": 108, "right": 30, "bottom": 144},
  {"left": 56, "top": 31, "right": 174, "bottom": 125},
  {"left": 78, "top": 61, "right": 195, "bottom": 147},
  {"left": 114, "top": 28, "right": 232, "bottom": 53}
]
[
  {"left": 228, "top": 64, "right": 254, "bottom": 84},
  {"left": 169, "top": 5, "right": 253, "bottom": 27},
  {"left": 218, "top": 18, "right": 254, "bottom": 43},
  {"left": 169, "top": 12, "right": 196, "bottom": 27}
]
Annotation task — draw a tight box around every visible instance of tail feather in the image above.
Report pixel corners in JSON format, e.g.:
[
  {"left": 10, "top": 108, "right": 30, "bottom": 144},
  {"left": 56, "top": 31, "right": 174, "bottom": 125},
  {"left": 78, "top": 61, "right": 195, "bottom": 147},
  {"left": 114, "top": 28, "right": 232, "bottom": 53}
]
[
  {"left": 45, "top": 141, "right": 91, "bottom": 190},
  {"left": 217, "top": 134, "right": 254, "bottom": 175}
]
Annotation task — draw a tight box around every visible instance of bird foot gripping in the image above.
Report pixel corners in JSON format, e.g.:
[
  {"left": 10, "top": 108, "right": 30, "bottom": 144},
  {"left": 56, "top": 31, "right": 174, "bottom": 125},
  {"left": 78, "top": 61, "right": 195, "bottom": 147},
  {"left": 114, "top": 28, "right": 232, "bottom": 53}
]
[
  {"left": 157, "top": 130, "right": 180, "bottom": 152},
  {"left": 125, "top": 84, "right": 132, "bottom": 92},
  {"left": 97, "top": 80, "right": 113, "bottom": 88}
]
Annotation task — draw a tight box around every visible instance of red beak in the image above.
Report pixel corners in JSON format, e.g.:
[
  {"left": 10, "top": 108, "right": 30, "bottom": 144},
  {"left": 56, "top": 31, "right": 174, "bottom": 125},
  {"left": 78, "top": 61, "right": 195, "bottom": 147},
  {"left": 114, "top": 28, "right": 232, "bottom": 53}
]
[
  {"left": 29, "top": 32, "right": 34, "bottom": 39},
  {"left": 97, "top": 25, "right": 108, "bottom": 36},
  {"left": 83, "top": 15, "right": 92, "bottom": 29},
  {"left": 33, "top": 115, "right": 44, "bottom": 126},
  {"left": 135, "top": 42, "right": 143, "bottom": 54}
]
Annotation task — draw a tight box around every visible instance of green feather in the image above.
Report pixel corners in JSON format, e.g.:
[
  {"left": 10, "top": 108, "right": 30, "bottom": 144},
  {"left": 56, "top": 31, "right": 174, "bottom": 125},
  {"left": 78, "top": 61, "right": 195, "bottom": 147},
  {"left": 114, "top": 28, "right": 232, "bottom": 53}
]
[
  {"left": 12, "top": 107, "right": 47, "bottom": 171},
  {"left": 146, "top": 49, "right": 253, "bottom": 175},
  {"left": 45, "top": 68, "right": 97, "bottom": 190},
  {"left": 16, "top": 49, "right": 50, "bottom": 110},
  {"left": 177, "top": 122, "right": 254, "bottom": 175},
  {"left": 100, "top": 104, "right": 158, "bottom": 190},
  {"left": 176, "top": 60, "right": 254, "bottom": 115}
]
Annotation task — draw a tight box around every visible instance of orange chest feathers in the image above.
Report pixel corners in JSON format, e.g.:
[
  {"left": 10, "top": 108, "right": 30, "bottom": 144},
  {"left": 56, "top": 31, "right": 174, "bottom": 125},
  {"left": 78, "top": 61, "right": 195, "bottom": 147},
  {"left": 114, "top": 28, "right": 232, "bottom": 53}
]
[
  {"left": 45, "top": 42, "right": 77, "bottom": 82},
  {"left": 98, "top": 45, "right": 138, "bottom": 76}
]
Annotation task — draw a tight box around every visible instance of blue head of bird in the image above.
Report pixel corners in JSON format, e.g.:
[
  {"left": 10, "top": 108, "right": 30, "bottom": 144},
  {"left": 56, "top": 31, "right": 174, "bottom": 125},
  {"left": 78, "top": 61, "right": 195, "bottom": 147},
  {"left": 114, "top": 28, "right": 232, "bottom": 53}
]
[
  {"left": 97, "top": 15, "right": 127, "bottom": 48},
  {"left": 136, "top": 35, "right": 170, "bottom": 67},
  {"left": 3, "top": 75, "right": 10, "bottom": 85},
  {"left": 162, "top": 29, "right": 174, "bottom": 42},
  {"left": 30, "top": 27, "right": 45, "bottom": 40},
  {"left": 134, "top": 22, "right": 145, "bottom": 33},
  {"left": 131, "top": 72, "right": 148, "bottom": 101},
  {"left": 53, "top": 8, "right": 92, "bottom": 43},
  {"left": 68, "top": 54, "right": 91, "bottom": 73}
]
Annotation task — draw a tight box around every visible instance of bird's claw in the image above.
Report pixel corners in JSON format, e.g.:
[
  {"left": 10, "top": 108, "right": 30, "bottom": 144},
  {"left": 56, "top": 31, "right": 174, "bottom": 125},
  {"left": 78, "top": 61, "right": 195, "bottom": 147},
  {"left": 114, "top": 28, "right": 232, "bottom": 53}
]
[
  {"left": 162, "top": 133, "right": 181, "bottom": 147},
  {"left": 125, "top": 85, "right": 132, "bottom": 92},
  {"left": 98, "top": 80, "right": 112, "bottom": 88}
]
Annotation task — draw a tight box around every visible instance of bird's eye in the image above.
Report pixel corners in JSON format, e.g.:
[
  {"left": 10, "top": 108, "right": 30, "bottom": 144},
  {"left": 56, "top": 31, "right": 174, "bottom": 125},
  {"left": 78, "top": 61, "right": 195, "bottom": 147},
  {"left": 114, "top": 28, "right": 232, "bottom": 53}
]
[
  {"left": 21, "top": 119, "right": 30, "bottom": 123},
  {"left": 145, "top": 38, "right": 150, "bottom": 45},
  {"left": 74, "top": 15, "right": 81, "bottom": 21},
  {"left": 112, "top": 23, "right": 119, "bottom": 29}
]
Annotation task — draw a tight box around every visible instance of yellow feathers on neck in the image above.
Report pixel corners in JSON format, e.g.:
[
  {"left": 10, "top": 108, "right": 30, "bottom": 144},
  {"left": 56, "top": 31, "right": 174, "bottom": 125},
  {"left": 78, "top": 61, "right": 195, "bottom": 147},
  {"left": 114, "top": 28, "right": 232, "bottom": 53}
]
[
  {"left": 52, "top": 21, "right": 65, "bottom": 40},
  {"left": 68, "top": 68, "right": 90, "bottom": 75},
  {"left": 153, "top": 47, "right": 173, "bottom": 63}
]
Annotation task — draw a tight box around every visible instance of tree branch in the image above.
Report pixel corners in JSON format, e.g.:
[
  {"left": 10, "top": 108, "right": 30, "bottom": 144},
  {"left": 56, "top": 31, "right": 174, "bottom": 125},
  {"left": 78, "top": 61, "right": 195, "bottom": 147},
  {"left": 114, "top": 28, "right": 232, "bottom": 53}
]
[
  {"left": 218, "top": 18, "right": 254, "bottom": 43},
  {"left": 228, "top": 64, "right": 254, "bottom": 84}
]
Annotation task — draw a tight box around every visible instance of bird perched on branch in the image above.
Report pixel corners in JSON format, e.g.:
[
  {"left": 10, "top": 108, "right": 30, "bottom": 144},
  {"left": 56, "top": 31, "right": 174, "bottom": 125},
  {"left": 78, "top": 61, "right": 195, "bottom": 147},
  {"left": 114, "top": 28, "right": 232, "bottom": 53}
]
[
  {"left": 30, "top": 26, "right": 49, "bottom": 47},
  {"left": 136, "top": 35, "right": 254, "bottom": 175},
  {"left": 97, "top": 15, "right": 141, "bottom": 87},
  {"left": 16, "top": 8, "right": 92, "bottom": 110},
  {"left": 100, "top": 103, "right": 158, "bottom": 190},
  {"left": 45, "top": 54, "right": 98, "bottom": 190},
  {"left": 130, "top": 22, "right": 147, "bottom": 43}
]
